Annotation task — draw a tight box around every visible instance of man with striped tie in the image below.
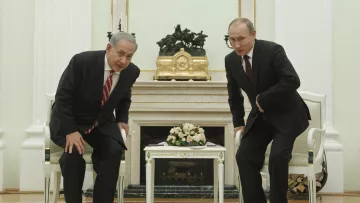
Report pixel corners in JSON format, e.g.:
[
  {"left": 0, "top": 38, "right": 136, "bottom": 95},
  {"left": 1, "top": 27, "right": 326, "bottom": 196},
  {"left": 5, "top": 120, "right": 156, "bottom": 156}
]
[{"left": 49, "top": 32, "right": 140, "bottom": 203}]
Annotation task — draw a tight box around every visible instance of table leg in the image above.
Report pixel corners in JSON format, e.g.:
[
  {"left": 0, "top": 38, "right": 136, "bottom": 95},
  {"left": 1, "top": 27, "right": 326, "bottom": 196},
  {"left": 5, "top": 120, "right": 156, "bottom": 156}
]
[
  {"left": 218, "top": 160, "right": 224, "bottom": 203},
  {"left": 152, "top": 159, "right": 155, "bottom": 203},
  {"left": 213, "top": 159, "right": 218, "bottom": 203},
  {"left": 146, "top": 159, "right": 152, "bottom": 203}
]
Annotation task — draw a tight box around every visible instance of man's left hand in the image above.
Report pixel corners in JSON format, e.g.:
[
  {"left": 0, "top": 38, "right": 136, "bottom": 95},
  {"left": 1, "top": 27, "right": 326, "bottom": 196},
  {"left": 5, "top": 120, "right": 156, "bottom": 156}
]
[
  {"left": 256, "top": 95, "right": 264, "bottom": 113},
  {"left": 118, "top": 122, "right": 129, "bottom": 136}
]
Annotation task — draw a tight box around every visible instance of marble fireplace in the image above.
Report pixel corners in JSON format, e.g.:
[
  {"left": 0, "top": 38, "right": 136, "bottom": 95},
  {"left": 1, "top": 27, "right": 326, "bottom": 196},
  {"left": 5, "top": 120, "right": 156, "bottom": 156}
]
[{"left": 123, "top": 80, "right": 250, "bottom": 188}]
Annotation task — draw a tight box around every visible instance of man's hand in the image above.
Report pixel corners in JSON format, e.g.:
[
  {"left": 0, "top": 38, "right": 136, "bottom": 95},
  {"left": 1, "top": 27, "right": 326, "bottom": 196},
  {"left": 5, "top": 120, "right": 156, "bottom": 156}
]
[
  {"left": 256, "top": 95, "right": 264, "bottom": 113},
  {"left": 118, "top": 122, "right": 129, "bottom": 136},
  {"left": 233, "top": 126, "right": 245, "bottom": 137},
  {"left": 65, "top": 131, "right": 85, "bottom": 154}
]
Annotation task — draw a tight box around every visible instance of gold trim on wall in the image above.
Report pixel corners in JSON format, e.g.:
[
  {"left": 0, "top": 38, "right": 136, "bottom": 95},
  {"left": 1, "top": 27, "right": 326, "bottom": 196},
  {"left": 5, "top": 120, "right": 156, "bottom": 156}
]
[
  {"left": 125, "top": 0, "right": 243, "bottom": 26},
  {"left": 254, "top": 0, "right": 257, "bottom": 29},
  {"left": 123, "top": 0, "right": 255, "bottom": 74},
  {"left": 238, "top": 0, "right": 257, "bottom": 29},
  {"left": 111, "top": 0, "right": 114, "bottom": 31},
  {"left": 126, "top": 0, "right": 129, "bottom": 32},
  {"left": 124, "top": 0, "right": 256, "bottom": 31},
  {"left": 239, "top": 0, "right": 242, "bottom": 17},
  {"left": 138, "top": 69, "right": 226, "bottom": 72}
]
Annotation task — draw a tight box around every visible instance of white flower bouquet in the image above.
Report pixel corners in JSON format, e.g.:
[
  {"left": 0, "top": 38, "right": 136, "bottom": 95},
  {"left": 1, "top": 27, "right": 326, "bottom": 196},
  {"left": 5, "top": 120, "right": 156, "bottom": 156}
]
[{"left": 166, "top": 123, "right": 206, "bottom": 146}]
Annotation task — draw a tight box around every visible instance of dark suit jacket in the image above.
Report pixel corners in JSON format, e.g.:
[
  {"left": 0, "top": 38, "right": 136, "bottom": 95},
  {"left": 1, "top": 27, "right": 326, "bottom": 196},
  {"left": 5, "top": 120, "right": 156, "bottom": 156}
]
[
  {"left": 49, "top": 50, "right": 140, "bottom": 150},
  {"left": 225, "top": 39, "right": 311, "bottom": 136}
]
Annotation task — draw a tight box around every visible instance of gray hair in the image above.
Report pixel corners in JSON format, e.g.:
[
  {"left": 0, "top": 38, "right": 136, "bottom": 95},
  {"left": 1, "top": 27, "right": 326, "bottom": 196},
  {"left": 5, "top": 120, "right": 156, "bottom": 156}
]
[
  {"left": 109, "top": 32, "right": 138, "bottom": 50},
  {"left": 228, "top": 17, "right": 255, "bottom": 33}
]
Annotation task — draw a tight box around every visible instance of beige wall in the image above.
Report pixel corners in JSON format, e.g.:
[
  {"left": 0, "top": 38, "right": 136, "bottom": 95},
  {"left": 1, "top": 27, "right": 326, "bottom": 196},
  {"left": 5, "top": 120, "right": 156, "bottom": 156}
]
[{"left": 333, "top": 0, "right": 360, "bottom": 191}]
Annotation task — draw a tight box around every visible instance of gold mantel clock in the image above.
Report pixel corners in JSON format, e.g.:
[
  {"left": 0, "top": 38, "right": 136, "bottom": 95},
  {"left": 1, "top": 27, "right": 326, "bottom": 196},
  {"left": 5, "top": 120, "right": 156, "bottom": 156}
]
[
  {"left": 154, "top": 48, "right": 210, "bottom": 81},
  {"left": 153, "top": 25, "right": 211, "bottom": 81}
]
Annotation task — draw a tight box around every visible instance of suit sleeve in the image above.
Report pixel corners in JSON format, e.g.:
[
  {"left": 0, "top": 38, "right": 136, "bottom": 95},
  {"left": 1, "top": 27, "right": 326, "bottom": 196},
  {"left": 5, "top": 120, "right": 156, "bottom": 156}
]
[
  {"left": 257, "top": 45, "right": 300, "bottom": 110},
  {"left": 54, "top": 54, "right": 81, "bottom": 135},
  {"left": 225, "top": 58, "right": 245, "bottom": 128},
  {"left": 115, "top": 69, "right": 140, "bottom": 124}
]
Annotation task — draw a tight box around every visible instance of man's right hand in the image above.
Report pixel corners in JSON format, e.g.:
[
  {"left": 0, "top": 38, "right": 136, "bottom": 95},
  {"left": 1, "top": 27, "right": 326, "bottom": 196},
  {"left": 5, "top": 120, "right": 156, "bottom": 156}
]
[
  {"left": 65, "top": 131, "right": 85, "bottom": 154},
  {"left": 233, "top": 126, "right": 245, "bottom": 137}
]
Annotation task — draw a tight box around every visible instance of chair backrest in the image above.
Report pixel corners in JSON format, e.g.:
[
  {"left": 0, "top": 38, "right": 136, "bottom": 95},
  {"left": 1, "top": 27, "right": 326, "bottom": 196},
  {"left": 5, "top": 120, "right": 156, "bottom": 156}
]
[
  {"left": 46, "top": 94, "right": 93, "bottom": 155},
  {"left": 265, "top": 91, "right": 326, "bottom": 155}
]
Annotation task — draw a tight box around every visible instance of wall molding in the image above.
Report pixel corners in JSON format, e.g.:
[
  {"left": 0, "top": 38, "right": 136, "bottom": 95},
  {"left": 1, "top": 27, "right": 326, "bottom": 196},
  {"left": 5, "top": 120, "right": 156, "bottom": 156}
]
[{"left": 23, "top": 125, "right": 44, "bottom": 149}]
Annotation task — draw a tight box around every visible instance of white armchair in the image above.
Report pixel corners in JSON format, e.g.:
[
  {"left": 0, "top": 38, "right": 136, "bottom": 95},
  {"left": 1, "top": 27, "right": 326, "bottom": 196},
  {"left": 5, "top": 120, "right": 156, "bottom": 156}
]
[
  {"left": 236, "top": 91, "right": 327, "bottom": 203},
  {"left": 43, "top": 97, "right": 126, "bottom": 203}
]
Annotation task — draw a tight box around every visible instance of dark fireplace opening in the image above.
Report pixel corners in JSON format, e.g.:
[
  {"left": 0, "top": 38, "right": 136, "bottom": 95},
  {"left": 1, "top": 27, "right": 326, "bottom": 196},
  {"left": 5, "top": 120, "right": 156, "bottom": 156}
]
[{"left": 140, "top": 126, "right": 224, "bottom": 186}]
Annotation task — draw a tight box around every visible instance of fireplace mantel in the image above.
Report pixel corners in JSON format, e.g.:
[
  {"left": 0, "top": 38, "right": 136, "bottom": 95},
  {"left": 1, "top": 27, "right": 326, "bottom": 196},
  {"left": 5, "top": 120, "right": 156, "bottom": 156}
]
[{"left": 126, "top": 80, "right": 247, "bottom": 187}]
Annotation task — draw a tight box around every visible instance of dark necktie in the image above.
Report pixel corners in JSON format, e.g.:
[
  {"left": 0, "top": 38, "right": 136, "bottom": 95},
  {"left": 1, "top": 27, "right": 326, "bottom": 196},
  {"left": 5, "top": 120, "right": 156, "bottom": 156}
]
[{"left": 243, "top": 55, "right": 252, "bottom": 84}]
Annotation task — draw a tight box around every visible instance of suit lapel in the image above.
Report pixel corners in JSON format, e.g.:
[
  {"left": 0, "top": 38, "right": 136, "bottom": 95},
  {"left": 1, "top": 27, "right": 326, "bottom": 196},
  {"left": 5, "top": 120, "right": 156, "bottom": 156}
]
[
  {"left": 251, "top": 39, "right": 261, "bottom": 92},
  {"left": 232, "top": 54, "right": 245, "bottom": 82},
  {"left": 231, "top": 53, "right": 253, "bottom": 92},
  {"left": 94, "top": 51, "right": 106, "bottom": 105}
]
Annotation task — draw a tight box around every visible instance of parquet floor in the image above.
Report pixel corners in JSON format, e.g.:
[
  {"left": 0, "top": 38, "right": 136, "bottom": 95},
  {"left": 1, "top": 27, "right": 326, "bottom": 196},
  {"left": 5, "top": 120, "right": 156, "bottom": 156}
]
[{"left": 0, "top": 194, "right": 359, "bottom": 203}]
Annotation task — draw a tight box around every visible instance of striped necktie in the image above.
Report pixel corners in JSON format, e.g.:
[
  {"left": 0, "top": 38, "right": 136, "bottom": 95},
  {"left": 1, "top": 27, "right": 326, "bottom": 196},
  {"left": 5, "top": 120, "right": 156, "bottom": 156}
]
[{"left": 85, "top": 70, "right": 115, "bottom": 134}]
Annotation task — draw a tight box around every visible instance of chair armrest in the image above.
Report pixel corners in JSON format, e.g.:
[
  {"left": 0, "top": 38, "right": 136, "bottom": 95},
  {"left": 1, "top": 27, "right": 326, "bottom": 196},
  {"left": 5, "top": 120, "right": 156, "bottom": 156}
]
[
  {"left": 121, "top": 128, "right": 127, "bottom": 144},
  {"left": 44, "top": 126, "right": 51, "bottom": 162},
  {"left": 307, "top": 127, "right": 326, "bottom": 164},
  {"left": 235, "top": 130, "right": 241, "bottom": 148},
  {"left": 44, "top": 126, "right": 50, "bottom": 149}
]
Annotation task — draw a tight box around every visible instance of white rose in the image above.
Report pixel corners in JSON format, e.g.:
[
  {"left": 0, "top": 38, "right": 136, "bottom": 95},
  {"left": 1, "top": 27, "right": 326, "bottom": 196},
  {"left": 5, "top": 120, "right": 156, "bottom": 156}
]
[
  {"left": 200, "top": 133, "right": 206, "bottom": 142},
  {"left": 175, "top": 128, "right": 180, "bottom": 134},
  {"left": 183, "top": 124, "right": 190, "bottom": 132},
  {"left": 190, "top": 131, "right": 195, "bottom": 135},
  {"left": 199, "top": 128, "right": 204, "bottom": 134},
  {"left": 182, "top": 138, "right": 186, "bottom": 142},
  {"left": 187, "top": 136, "right": 193, "bottom": 142},
  {"left": 170, "top": 128, "right": 175, "bottom": 134},
  {"left": 193, "top": 135, "right": 201, "bottom": 142}
]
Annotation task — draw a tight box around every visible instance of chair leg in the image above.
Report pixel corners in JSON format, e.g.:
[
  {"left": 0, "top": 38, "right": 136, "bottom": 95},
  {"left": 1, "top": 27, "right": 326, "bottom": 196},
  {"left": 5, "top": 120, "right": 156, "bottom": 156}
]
[
  {"left": 52, "top": 172, "right": 61, "bottom": 203},
  {"left": 238, "top": 175, "right": 243, "bottom": 203},
  {"left": 117, "top": 177, "right": 121, "bottom": 203},
  {"left": 118, "top": 175, "right": 125, "bottom": 203},
  {"left": 308, "top": 178, "right": 317, "bottom": 203},
  {"left": 44, "top": 172, "right": 51, "bottom": 203},
  {"left": 307, "top": 164, "right": 317, "bottom": 203}
]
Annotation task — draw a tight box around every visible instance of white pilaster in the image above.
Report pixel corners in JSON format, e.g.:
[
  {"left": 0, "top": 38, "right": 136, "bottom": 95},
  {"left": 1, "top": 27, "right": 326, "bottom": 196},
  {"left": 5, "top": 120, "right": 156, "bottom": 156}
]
[
  {"left": 274, "top": 0, "right": 343, "bottom": 193},
  {"left": 0, "top": 128, "right": 4, "bottom": 191},
  {"left": 20, "top": 0, "right": 93, "bottom": 191}
]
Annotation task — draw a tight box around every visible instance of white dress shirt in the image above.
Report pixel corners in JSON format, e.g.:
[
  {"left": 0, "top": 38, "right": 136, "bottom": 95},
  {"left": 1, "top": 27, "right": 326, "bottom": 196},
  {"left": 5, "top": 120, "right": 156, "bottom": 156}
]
[
  {"left": 104, "top": 55, "right": 120, "bottom": 94},
  {"left": 242, "top": 42, "right": 255, "bottom": 71},
  {"left": 103, "top": 56, "right": 127, "bottom": 141}
]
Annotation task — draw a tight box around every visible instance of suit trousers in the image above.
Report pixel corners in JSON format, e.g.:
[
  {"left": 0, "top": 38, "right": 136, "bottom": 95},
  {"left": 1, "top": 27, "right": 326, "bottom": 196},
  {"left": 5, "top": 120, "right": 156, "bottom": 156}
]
[
  {"left": 58, "top": 127, "right": 124, "bottom": 203},
  {"left": 236, "top": 114, "right": 298, "bottom": 203}
]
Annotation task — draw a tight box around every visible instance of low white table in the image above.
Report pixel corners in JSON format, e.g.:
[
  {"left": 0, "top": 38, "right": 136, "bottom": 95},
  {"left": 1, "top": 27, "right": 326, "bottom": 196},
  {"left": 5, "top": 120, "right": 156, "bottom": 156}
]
[{"left": 144, "top": 145, "right": 226, "bottom": 203}]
